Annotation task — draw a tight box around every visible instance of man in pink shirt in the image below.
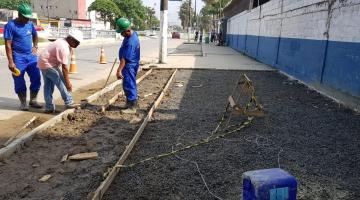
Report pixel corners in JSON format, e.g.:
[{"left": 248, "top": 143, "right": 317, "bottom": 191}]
[{"left": 38, "top": 30, "right": 83, "bottom": 113}]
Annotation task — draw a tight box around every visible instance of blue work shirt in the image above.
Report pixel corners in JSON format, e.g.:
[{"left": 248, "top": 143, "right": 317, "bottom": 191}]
[
  {"left": 119, "top": 31, "right": 140, "bottom": 67},
  {"left": 3, "top": 19, "right": 37, "bottom": 55}
]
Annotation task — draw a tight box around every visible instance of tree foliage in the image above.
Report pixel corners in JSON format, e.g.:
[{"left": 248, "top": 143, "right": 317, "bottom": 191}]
[
  {"left": 178, "top": 0, "right": 194, "bottom": 30},
  {"left": 89, "top": 0, "right": 159, "bottom": 30},
  {"left": 113, "top": 0, "right": 145, "bottom": 30},
  {"left": 88, "top": 0, "right": 122, "bottom": 28},
  {"left": 199, "top": 0, "right": 231, "bottom": 31},
  {"left": 144, "top": 6, "right": 159, "bottom": 30},
  {"left": 0, "top": 0, "right": 31, "bottom": 10}
]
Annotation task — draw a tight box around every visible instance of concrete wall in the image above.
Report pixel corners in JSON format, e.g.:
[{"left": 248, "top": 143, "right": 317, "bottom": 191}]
[{"left": 227, "top": 0, "right": 360, "bottom": 97}]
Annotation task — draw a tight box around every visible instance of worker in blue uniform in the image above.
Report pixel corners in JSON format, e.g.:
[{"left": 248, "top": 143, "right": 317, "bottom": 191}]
[
  {"left": 4, "top": 3, "right": 42, "bottom": 111},
  {"left": 115, "top": 18, "right": 140, "bottom": 114}
]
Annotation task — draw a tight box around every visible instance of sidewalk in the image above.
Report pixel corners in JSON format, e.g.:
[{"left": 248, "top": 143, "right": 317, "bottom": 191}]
[
  {"left": 151, "top": 42, "right": 273, "bottom": 70},
  {"left": 146, "top": 41, "right": 359, "bottom": 111}
]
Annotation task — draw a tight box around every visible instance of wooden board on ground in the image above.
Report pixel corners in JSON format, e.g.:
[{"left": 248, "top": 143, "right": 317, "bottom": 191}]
[
  {"left": 89, "top": 69, "right": 178, "bottom": 200},
  {"left": 0, "top": 109, "right": 75, "bottom": 161},
  {"left": 69, "top": 152, "right": 98, "bottom": 160}
]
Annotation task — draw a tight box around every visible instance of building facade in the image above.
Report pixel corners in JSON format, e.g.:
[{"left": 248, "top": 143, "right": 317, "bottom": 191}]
[
  {"left": 30, "top": 0, "right": 109, "bottom": 29},
  {"left": 31, "top": 0, "right": 86, "bottom": 19},
  {"left": 225, "top": 0, "right": 360, "bottom": 98}
]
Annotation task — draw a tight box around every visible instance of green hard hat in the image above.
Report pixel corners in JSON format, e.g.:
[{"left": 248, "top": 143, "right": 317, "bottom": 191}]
[
  {"left": 18, "top": 3, "right": 33, "bottom": 19},
  {"left": 116, "top": 18, "right": 131, "bottom": 33}
]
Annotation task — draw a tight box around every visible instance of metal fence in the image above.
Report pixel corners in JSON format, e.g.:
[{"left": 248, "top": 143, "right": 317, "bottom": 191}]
[{"left": 49, "top": 28, "right": 117, "bottom": 39}]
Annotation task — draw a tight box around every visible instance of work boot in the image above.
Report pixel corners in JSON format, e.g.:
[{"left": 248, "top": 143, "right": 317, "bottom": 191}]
[
  {"left": 29, "top": 92, "right": 43, "bottom": 108},
  {"left": 119, "top": 100, "right": 131, "bottom": 109},
  {"left": 17, "top": 92, "right": 29, "bottom": 111},
  {"left": 121, "top": 100, "right": 138, "bottom": 114},
  {"left": 65, "top": 103, "right": 81, "bottom": 109},
  {"left": 44, "top": 109, "right": 61, "bottom": 114}
]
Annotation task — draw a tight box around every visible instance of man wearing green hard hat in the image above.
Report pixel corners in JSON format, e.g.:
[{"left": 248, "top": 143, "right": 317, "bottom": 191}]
[
  {"left": 4, "top": 3, "right": 42, "bottom": 111},
  {"left": 115, "top": 18, "right": 141, "bottom": 114}
]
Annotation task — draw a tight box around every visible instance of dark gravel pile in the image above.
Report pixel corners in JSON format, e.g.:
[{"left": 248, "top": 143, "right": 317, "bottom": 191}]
[{"left": 104, "top": 70, "right": 360, "bottom": 200}]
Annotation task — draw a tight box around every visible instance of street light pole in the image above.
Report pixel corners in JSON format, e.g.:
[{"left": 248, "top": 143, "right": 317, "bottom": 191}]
[
  {"left": 188, "top": 0, "right": 191, "bottom": 42},
  {"left": 47, "top": 0, "right": 50, "bottom": 26},
  {"left": 159, "top": 0, "right": 168, "bottom": 63},
  {"left": 195, "top": 0, "right": 197, "bottom": 30}
]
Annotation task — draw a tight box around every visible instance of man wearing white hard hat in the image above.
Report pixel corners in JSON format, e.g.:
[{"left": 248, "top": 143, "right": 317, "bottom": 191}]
[{"left": 37, "top": 29, "right": 83, "bottom": 113}]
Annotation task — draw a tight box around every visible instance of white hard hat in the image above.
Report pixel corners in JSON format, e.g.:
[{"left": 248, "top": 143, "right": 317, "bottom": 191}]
[{"left": 68, "top": 29, "right": 83, "bottom": 43}]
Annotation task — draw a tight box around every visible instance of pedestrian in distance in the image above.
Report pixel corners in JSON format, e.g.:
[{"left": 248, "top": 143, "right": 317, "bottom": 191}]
[
  {"left": 4, "top": 3, "right": 42, "bottom": 111},
  {"left": 115, "top": 18, "right": 141, "bottom": 114},
  {"left": 194, "top": 30, "right": 199, "bottom": 42},
  {"left": 211, "top": 30, "right": 216, "bottom": 43},
  {"left": 37, "top": 30, "right": 83, "bottom": 113}
]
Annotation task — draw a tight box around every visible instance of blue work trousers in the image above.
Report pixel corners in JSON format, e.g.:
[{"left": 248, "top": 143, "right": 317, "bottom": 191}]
[
  {"left": 122, "top": 64, "right": 139, "bottom": 102},
  {"left": 41, "top": 67, "right": 73, "bottom": 111},
  {"left": 12, "top": 53, "right": 41, "bottom": 94}
]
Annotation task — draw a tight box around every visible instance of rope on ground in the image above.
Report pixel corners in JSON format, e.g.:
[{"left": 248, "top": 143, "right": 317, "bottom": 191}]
[{"left": 116, "top": 118, "right": 253, "bottom": 169}]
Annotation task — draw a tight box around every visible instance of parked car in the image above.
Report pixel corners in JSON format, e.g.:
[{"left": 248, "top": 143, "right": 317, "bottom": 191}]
[
  {"left": 0, "top": 22, "right": 5, "bottom": 37},
  {"left": 172, "top": 32, "right": 180, "bottom": 39}
]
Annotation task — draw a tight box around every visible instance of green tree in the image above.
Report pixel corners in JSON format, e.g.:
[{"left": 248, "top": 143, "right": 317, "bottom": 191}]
[
  {"left": 0, "top": 0, "right": 31, "bottom": 10},
  {"left": 178, "top": 0, "right": 194, "bottom": 30},
  {"left": 88, "top": 0, "right": 122, "bottom": 28},
  {"left": 199, "top": 0, "right": 230, "bottom": 31},
  {"left": 144, "top": 6, "right": 159, "bottom": 30},
  {"left": 113, "top": 0, "right": 148, "bottom": 30}
]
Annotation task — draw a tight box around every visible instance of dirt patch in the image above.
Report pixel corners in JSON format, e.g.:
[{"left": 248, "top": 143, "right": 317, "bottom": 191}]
[
  {"left": 0, "top": 74, "right": 121, "bottom": 145},
  {"left": 104, "top": 70, "right": 360, "bottom": 200},
  {"left": 0, "top": 69, "right": 174, "bottom": 200}
]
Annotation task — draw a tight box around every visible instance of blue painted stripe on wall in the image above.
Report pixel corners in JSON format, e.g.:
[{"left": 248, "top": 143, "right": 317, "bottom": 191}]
[
  {"left": 277, "top": 37, "right": 327, "bottom": 83},
  {"left": 323, "top": 41, "right": 360, "bottom": 97},
  {"left": 238, "top": 35, "right": 246, "bottom": 52},
  {"left": 245, "top": 35, "right": 259, "bottom": 58},
  {"left": 226, "top": 34, "right": 360, "bottom": 97},
  {"left": 257, "top": 36, "right": 280, "bottom": 66}
]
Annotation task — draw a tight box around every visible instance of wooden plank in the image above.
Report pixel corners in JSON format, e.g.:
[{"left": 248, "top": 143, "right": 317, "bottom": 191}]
[
  {"left": 85, "top": 68, "right": 152, "bottom": 104},
  {"left": 102, "top": 69, "right": 153, "bottom": 111},
  {"left": 3, "top": 116, "right": 38, "bottom": 147},
  {"left": 228, "top": 96, "right": 236, "bottom": 108},
  {"left": 38, "top": 174, "right": 52, "bottom": 182},
  {"left": 85, "top": 79, "right": 123, "bottom": 103},
  {"left": 90, "top": 69, "right": 177, "bottom": 200},
  {"left": 69, "top": 152, "right": 98, "bottom": 160},
  {"left": 0, "top": 109, "right": 75, "bottom": 161}
]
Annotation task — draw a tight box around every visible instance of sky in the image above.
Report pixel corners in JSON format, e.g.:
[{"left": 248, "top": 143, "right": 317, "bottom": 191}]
[{"left": 142, "top": 0, "right": 204, "bottom": 26}]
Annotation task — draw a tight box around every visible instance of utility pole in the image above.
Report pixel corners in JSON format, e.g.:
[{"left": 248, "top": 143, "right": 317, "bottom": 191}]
[
  {"left": 194, "top": 0, "right": 197, "bottom": 30},
  {"left": 159, "top": 0, "right": 168, "bottom": 63},
  {"left": 188, "top": 0, "right": 191, "bottom": 42},
  {"left": 47, "top": 0, "right": 50, "bottom": 26},
  {"left": 249, "top": 0, "right": 254, "bottom": 10}
]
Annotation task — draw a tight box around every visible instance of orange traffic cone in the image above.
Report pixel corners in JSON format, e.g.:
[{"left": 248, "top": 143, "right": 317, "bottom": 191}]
[
  {"left": 99, "top": 46, "right": 107, "bottom": 64},
  {"left": 69, "top": 48, "right": 78, "bottom": 74}
]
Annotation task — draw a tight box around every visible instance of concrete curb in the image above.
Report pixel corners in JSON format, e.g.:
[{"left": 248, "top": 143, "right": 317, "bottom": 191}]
[
  {"left": 84, "top": 78, "right": 123, "bottom": 103},
  {"left": 279, "top": 71, "right": 360, "bottom": 112}
]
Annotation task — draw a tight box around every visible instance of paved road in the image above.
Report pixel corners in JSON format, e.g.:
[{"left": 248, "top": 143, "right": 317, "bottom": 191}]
[{"left": 0, "top": 38, "right": 183, "bottom": 120}]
